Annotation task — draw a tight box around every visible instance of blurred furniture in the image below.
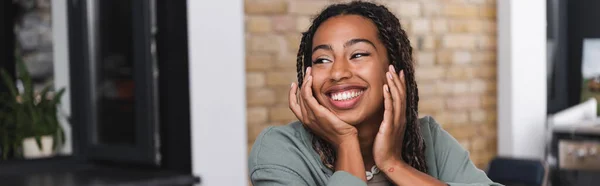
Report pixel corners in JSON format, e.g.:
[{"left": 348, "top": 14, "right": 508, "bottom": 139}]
[
  {"left": 549, "top": 122, "right": 600, "bottom": 186},
  {"left": 487, "top": 157, "right": 547, "bottom": 186},
  {"left": 547, "top": 98, "right": 600, "bottom": 186}
]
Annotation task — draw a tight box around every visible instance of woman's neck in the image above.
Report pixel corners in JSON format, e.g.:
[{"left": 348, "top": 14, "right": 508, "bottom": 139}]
[{"left": 354, "top": 110, "right": 384, "bottom": 170}]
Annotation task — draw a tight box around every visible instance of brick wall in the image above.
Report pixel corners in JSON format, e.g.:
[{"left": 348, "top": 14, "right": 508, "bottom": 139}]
[{"left": 245, "top": 0, "right": 497, "bottom": 169}]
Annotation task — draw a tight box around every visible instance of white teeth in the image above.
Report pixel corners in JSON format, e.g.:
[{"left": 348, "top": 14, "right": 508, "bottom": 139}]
[{"left": 331, "top": 90, "right": 363, "bottom": 101}]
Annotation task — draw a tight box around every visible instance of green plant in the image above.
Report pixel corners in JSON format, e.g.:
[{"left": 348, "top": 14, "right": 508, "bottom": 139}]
[{"left": 0, "top": 57, "right": 66, "bottom": 159}]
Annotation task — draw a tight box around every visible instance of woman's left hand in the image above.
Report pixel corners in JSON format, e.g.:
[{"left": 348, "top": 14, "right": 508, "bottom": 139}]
[{"left": 373, "top": 65, "right": 407, "bottom": 169}]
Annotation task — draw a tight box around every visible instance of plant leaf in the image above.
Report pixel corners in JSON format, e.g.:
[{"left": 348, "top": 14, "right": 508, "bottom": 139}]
[
  {"left": 38, "top": 85, "right": 51, "bottom": 106},
  {"left": 34, "top": 135, "right": 42, "bottom": 151},
  {"left": 51, "top": 88, "right": 66, "bottom": 105},
  {"left": 0, "top": 69, "right": 18, "bottom": 99},
  {"left": 16, "top": 59, "right": 34, "bottom": 105}
]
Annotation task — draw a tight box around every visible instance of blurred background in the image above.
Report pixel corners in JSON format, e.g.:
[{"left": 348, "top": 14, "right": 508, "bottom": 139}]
[{"left": 1, "top": 0, "right": 599, "bottom": 186}]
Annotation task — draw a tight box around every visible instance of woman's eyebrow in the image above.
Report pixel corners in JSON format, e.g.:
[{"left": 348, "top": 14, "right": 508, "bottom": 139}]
[
  {"left": 344, "top": 38, "right": 377, "bottom": 51},
  {"left": 312, "top": 44, "right": 332, "bottom": 53},
  {"left": 311, "top": 38, "right": 377, "bottom": 53}
]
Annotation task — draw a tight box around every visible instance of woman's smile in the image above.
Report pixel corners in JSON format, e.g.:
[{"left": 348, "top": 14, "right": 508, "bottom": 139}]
[{"left": 325, "top": 85, "right": 367, "bottom": 110}]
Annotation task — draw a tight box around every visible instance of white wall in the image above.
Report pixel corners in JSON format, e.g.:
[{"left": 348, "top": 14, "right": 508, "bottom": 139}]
[
  {"left": 497, "top": 0, "right": 547, "bottom": 158},
  {"left": 52, "top": 0, "right": 72, "bottom": 155},
  {"left": 187, "top": 1, "right": 247, "bottom": 186}
]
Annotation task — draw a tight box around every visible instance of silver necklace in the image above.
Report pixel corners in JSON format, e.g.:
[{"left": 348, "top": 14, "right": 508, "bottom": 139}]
[{"left": 366, "top": 165, "right": 380, "bottom": 181}]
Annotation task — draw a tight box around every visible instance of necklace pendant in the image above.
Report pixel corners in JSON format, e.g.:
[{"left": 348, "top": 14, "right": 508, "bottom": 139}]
[
  {"left": 366, "top": 171, "right": 373, "bottom": 181},
  {"left": 371, "top": 166, "right": 380, "bottom": 174},
  {"left": 365, "top": 165, "right": 379, "bottom": 181}
]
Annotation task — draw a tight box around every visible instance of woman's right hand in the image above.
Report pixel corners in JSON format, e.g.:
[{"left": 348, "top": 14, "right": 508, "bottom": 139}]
[{"left": 288, "top": 67, "right": 358, "bottom": 148}]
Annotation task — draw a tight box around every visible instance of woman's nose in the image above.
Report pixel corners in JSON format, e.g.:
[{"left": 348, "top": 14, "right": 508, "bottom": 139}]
[{"left": 329, "top": 60, "right": 352, "bottom": 82}]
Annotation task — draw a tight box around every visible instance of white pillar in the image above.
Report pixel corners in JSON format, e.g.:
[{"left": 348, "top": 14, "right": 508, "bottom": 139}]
[
  {"left": 187, "top": 1, "right": 247, "bottom": 185},
  {"left": 52, "top": 0, "right": 72, "bottom": 155},
  {"left": 497, "top": 0, "right": 547, "bottom": 159}
]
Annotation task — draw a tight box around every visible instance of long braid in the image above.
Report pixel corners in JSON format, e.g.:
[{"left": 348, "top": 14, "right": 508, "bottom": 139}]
[
  {"left": 296, "top": 1, "right": 427, "bottom": 173},
  {"left": 397, "top": 27, "right": 427, "bottom": 171},
  {"left": 296, "top": 33, "right": 307, "bottom": 86}
]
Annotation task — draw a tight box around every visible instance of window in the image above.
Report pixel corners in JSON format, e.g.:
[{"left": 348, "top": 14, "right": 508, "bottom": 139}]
[
  {"left": 547, "top": 0, "right": 600, "bottom": 114},
  {"left": 73, "top": 0, "right": 160, "bottom": 165}
]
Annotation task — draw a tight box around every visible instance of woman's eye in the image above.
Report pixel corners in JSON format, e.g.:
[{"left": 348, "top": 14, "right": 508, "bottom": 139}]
[
  {"left": 351, "top": 53, "right": 370, "bottom": 59},
  {"left": 313, "top": 58, "right": 332, "bottom": 64}
]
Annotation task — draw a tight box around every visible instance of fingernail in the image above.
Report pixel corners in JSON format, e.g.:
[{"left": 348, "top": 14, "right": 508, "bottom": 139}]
[
  {"left": 400, "top": 70, "right": 404, "bottom": 78},
  {"left": 390, "top": 65, "right": 396, "bottom": 73},
  {"left": 291, "top": 82, "right": 294, "bottom": 88},
  {"left": 384, "top": 85, "right": 389, "bottom": 92},
  {"left": 387, "top": 72, "right": 393, "bottom": 79},
  {"left": 307, "top": 67, "right": 311, "bottom": 74}
]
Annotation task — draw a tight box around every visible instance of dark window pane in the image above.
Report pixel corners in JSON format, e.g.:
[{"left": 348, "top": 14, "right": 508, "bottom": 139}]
[{"left": 95, "top": 0, "right": 135, "bottom": 145}]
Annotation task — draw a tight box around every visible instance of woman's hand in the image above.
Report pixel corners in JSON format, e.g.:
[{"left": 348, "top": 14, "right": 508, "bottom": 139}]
[
  {"left": 288, "top": 67, "right": 358, "bottom": 148},
  {"left": 373, "top": 65, "right": 407, "bottom": 169}
]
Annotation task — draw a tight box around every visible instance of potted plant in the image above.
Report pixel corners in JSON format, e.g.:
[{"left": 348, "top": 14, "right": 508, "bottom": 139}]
[{"left": 0, "top": 58, "right": 65, "bottom": 159}]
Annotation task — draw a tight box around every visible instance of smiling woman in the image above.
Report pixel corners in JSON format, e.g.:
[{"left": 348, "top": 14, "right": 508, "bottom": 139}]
[{"left": 248, "top": 1, "right": 500, "bottom": 186}]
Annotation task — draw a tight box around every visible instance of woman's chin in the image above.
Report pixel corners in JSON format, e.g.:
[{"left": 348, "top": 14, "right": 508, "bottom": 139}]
[
  {"left": 332, "top": 105, "right": 384, "bottom": 127},
  {"left": 336, "top": 112, "right": 364, "bottom": 126},
  {"left": 324, "top": 103, "right": 370, "bottom": 125}
]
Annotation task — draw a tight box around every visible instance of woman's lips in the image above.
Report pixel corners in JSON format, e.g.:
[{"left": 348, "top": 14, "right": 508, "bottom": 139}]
[{"left": 326, "top": 88, "right": 365, "bottom": 110}]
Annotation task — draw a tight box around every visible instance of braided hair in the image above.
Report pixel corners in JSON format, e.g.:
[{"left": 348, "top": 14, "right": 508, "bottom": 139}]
[{"left": 296, "top": 1, "right": 427, "bottom": 173}]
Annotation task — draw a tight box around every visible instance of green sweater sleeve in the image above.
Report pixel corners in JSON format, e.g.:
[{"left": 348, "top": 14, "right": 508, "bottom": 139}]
[
  {"left": 249, "top": 125, "right": 368, "bottom": 186},
  {"left": 250, "top": 164, "right": 309, "bottom": 185},
  {"left": 427, "top": 117, "right": 503, "bottom": 186},
  {"left": 250, "top": 166, "right": 366, "bottom": 186}
]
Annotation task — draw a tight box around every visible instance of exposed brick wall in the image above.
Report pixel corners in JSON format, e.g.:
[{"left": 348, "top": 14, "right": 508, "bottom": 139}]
[{"left": 245, "top": 0, "right": 497, "bottom": 169}]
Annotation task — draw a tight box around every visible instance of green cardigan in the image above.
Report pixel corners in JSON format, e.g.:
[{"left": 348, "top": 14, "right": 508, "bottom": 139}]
[{"left": 248, "top": 116, "right": 501, "bottom": 186}]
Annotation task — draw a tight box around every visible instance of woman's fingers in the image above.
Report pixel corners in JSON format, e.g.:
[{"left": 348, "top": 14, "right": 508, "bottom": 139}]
[
  {"left": 389, "top": 66, "right": 405, "bottom": 102},
  {"left": 386, "top": 66, "right": 402, "bottom": 126},
  {"left": 300, "top": 67, "right": 319, "bottom": 122},
  {"left": 288, "top": 82, "right": 302, "bottom": 119},
  {"left": 302, "top": 75, "right": 323, "bottom": 112},
  {"left": 302, "top": 67, "right": 312, "bottom": 89},
  {"left": 380, "top": 84, "right": 393, "bottom": 135},
  {"left": 298, "top": 67, "right": 312, "bottom": 124}
]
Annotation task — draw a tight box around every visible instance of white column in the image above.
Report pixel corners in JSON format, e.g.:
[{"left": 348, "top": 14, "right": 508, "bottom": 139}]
[
  {"left": 52, "top": 0, "right": 72, "bottom": 155},
  {"left": 187, "top": 1, "right": 247, "bottom": 185},
  {"left": 497, "top": 0, "right": 547, "bottom": 158}
]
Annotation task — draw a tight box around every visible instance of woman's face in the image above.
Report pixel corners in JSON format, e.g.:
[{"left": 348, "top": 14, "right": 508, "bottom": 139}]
[{"left": 310, "top": 15, "right": 389, "bottom": 125}]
